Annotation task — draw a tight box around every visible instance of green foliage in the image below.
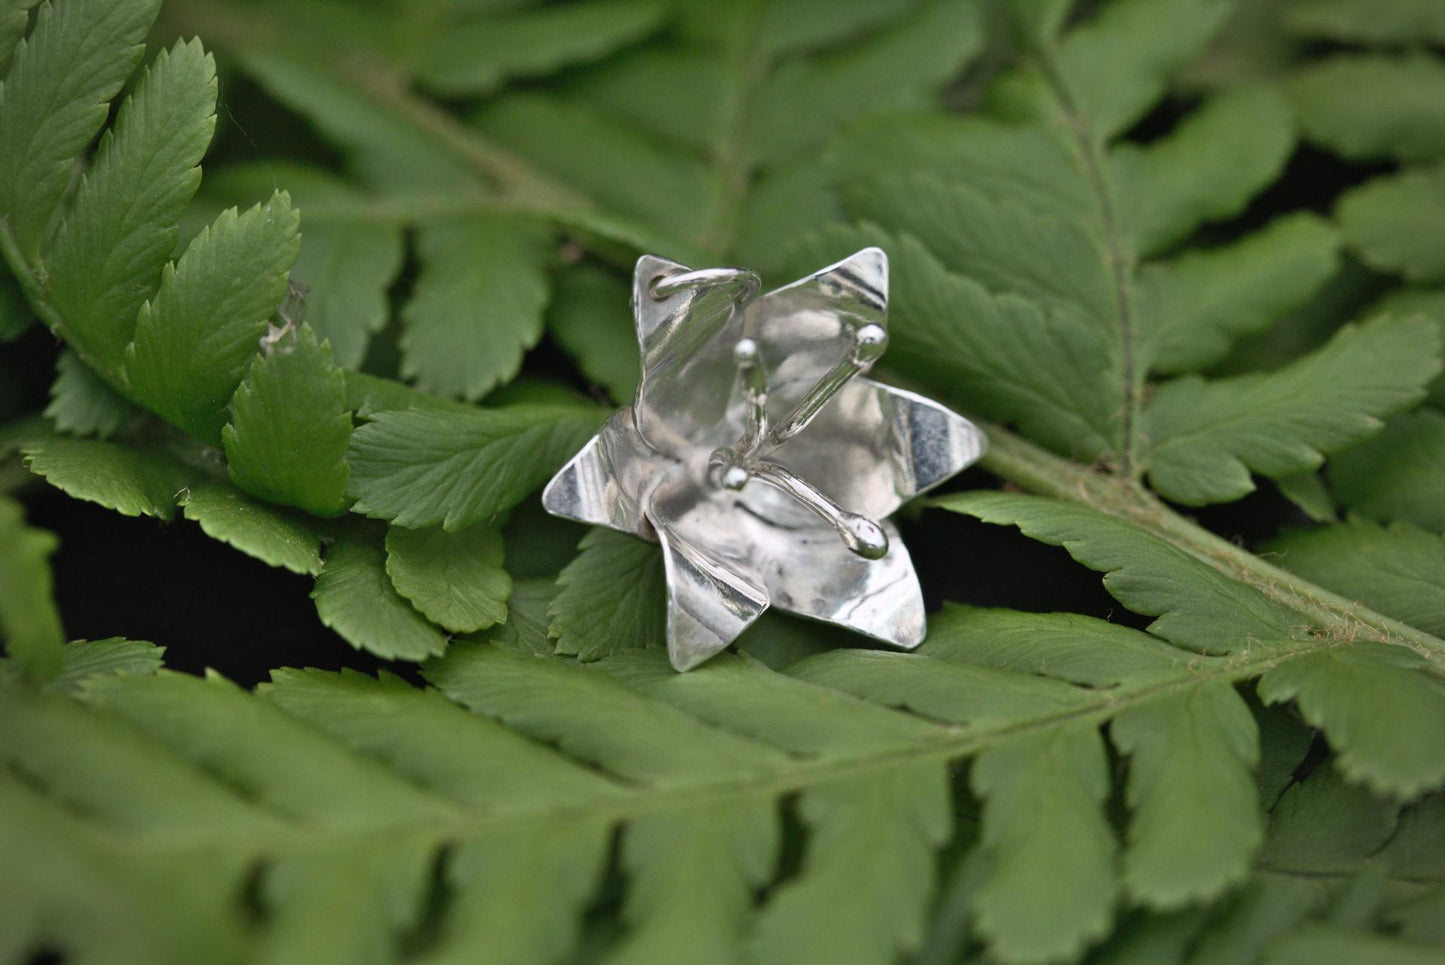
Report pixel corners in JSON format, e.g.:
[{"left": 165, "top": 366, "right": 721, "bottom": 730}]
[
  {"left": 549, "top": 527, "right": 667, "bottom": 660},
  {"left": 384, "top": 522, "right": 510, "bottom": 633},
  {"left": 0, "top": 494, "right": 64, "bottom": 679},
  {"left": 222, "top": 323, "right": 351, "bottom": 517},
  {"left": 399, "top": 214, "right": 551, "bottom": 400},
  {"left": 45, "top": 37, "right": 216, "bottom": 365},
  {"left": 313, "top": 523, "right": 448, "bottom": 661},
  {"left": 124, "top": 193, "right": 302, "bottom": 443},
  {"left": 180, "top": 482, "right": 326, "bottom": 577},
  {"left": 2, "top": 0, "right": 1445, "bottom": 962},
  {"left": 346, "top": 403, "right": 604, "bottom": 530},
  {"left": 1330, "top": 407, "right": 1445, "bottom": 532},
  {"left": 44, "top": 349, "right": 137, "bottom": 437},
  {"left": 0, "top": 0, "right": 158, "bottom": 259}
]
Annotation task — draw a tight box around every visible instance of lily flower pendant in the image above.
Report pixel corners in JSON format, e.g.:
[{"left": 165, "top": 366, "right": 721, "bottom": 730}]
[{"left": 543, "top": 248, "right": 985, "bottom": 671}]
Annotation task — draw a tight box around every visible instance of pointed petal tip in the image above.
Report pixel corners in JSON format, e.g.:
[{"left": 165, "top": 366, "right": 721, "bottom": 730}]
[
  {"left": 541, "top": 435, "right": 622, "bottom": 530},
  {"left": 852, "top": 582, "right": 926, "bottom": 651},
  {"left": 833, "top": 245, "right": 888, "bottom": 296},
  {"left": 867, "top": 380, "right": 988, "bottom": 496},
  {"left": 654, "top": 516, "right": 769, "bottom": 672}
]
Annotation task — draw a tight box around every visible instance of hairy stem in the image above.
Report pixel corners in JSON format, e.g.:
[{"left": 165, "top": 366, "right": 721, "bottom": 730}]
[
  {"left": 978, "top": 423, "right": 1445, "bottom": 665},
  {"left": 1031, "top": 42, "right": 1143, "bottom": 480}
]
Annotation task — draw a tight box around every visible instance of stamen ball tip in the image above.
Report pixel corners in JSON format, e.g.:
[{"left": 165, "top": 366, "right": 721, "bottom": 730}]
[
  {"left": 842, "top": 514, "right": 889, "bottom": 560},
  {"left": 854, "top": 324, "right": 888, "bottom": 362}
]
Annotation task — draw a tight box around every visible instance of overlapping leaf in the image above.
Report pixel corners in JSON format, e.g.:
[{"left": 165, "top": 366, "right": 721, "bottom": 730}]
[
  {"left": 0, "top": 591, "right": 1414, "bottom": 965},
  {"left": 805, "top": 0, "right": 1423, "bottom": 505}
]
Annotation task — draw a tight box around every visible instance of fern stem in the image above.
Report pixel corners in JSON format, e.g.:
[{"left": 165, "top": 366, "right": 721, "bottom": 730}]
[
  {"left": 165, "top": 0, "right": 594, "bottom": 216},
  {"left": 695, "top": 5, "right": 769, "bottom": 257},
  {"left": 975, "top": 423, "right": 1445, "bottom": 665},
  {"left": 1028, "top": 38, "right": 1143, "bottom": 481}
]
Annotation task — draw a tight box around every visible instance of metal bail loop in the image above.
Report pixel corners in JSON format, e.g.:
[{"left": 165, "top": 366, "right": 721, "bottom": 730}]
[{"left": 649, "top": 266, "right": 760, "bottom": 303}]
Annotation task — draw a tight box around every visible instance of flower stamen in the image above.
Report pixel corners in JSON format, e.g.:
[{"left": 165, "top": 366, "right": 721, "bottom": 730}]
[
  {"left": 709, "top": 326, "right": 890, "bottom": 560},
  {"left": 765, "top": 323, "right": 887, "bottom": 451},
  {"left": 749, "top": 461, "right": 889, "bottom": 560}
]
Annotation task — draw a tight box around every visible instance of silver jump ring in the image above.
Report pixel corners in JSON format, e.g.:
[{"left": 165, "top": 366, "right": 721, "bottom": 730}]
[{"left": 649, "top": 266, "right": 760, "bottom": 303}]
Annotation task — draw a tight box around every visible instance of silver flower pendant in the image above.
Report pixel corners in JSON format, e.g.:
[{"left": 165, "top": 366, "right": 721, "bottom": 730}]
[{"left": 543, "top": 248, "right": 986, "bottom": 671}]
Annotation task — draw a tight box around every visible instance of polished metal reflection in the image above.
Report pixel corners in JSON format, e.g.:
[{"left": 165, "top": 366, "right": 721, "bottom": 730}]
[{"left": 542, "top": 248, "right": 986, "bottom": 671}]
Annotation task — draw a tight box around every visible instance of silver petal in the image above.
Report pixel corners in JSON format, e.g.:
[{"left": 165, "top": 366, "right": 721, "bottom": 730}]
[
  {"left": 651, "top": 513, "right": 769, "bottom": 671},
  {"left": 541, "top": 407, "right": 671, "bottom": 539},
  {"left": 750, "top": 518, "right": 926, "bottom": 649},
  {"left": 631, "top": 256, "right": 753, "bottom": 459},
  {"left": 740, "top": 247, "right": 888, "bottom": 419},
  {"left": 761, "top": 377, "right": 986, "bottom": 521}
]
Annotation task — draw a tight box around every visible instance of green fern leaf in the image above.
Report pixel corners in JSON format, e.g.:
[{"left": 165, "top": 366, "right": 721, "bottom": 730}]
[
  {"left": 123, "top": 193, "right": 302, "bottom": 444},
  {"left": 546, "top": 261, "right": 640, "bottom": 402},
  {"left": 821, "top": 20, "right": 1345, "bottom": 487},
  {"left": 483, "top": 578, "right": 557, "bottom": 656},
  {"left": 971, "top": 726, "right": 1117, "bottom": 963},
  {"left": 948, "top": 491, "right": 1445, "bottom": 801},
  {"left": 549, "top": 528, "right": 667, "bottom": 660},
  {"left": 1258, "top": 644, "right": 1445, "bottom": 799},
  {"left": 752, "top": 763, "right": 950, "bottom": 965},
  {"left": 44, "top": 349, "right": 137, "bottom": 437},
  {"left": 0, "top": 0, "right": 159, "bottom": 259},
  {"left": 0, "top": 0, "right": 41, "bottom": 77},
  {"left": 345, "top": 403, "right": 604, "bottom": 530},
  {"left": 221, "top": 323, "right": 352, "bottom": 517},
  {"left": 179, "top": 480, "right": 326, "bottom": 577},
  {"left": 21, "top": 433, "right": 195, "bottom": 520},
  {"left": 1378, "top": 288, "right": 1445, "bottom": 407},
  {"left": 989, "top": 0, "right": 1232, "bottom": 139},
  {"left": 1337, "top": 165, "right": 1445, "bottom": 283},
  {"left": 1290, "top": 53, "right": 1445, "bottom": 162},
  {"left": 1111, "top": 683, "right": 1262, "bottom": 907},
  {"left": 384, "top": 523, "right": 510, "bottom": 634},
  {"left": 939, "top": 492, "right": 1305, "bottom": 652},
  {"left": 1111, "top": 85, "right": 1295, "bottom": 255},
  {"left": 1268, "top": 518, "right": 1445, "bottom": 638},
  {"left": 937, "top": 605, "right": 1264, "bottom": 910},
  {"left": 0, "top": 494, "right": 64, "bottom": 679},
  {"left": 1143, "top": 316, "right": 1439, "bottom": 504},
  {"left": 412, "top": 0, "right": 667, "bottom": 96},
  {"left": 42, "top": 637, "right": 164, "bottom": 692},
  {"left": 1136, "top": 213, "right": 1340, "bottom": 374},
  {"left": 202, "top": 163, "right": 405, "bottom": 370},
  {"left": 45, "top": 37, "right": 216, "bottom": 368},
  {"left": 312, "top": 524, "right": 448, "bottom": 660},
  {"left": 1330, "top": 407, "right": 1445, "bottom": 533},
  {"left": 1286, "top": 0, "right": 1445, "bottom": 44},
  {"left": 400, "top": 214, "right": 551, "bottom": 401}
]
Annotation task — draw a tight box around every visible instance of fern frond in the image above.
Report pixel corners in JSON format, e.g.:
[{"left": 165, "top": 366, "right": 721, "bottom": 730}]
[
  {"left": 221, "top": 323, "right": 351, "bottom": 518},
  {"left": 0, "top": 0, "right": 158, "bottom": 260}
]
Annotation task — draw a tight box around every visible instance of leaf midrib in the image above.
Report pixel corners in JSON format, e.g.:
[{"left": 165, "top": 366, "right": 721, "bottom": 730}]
[
  {"left": 1032, "top": 43, "right": 1141, "bottom": 479},
  {"left": 694, "top": 5, "right": 768, "bottom": 257},
  {"left": 35, "top": 634, "right": 1371, "bottom": 858}
]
